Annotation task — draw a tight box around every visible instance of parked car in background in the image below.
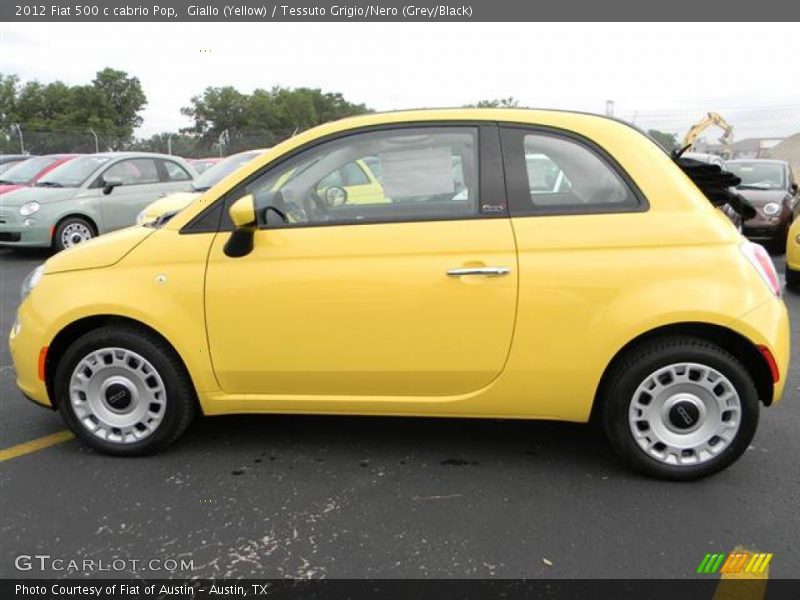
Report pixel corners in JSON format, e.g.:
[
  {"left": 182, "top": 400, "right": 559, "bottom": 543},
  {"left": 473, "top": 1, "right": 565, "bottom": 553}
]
[
  {"left": 137, "top": 149, "right": 267, "bottom": 224},
  {"left": 10, "top": 109, "right": 789, "bottom": 481},
  {"left": 0, "top": 154, "right": 79, "bottom": 195},
  {"left": 0, "top": 152, "right": 197, "bottom": 251},
  {"left": 726, "top": 159, "right": 799, "bottom": 250},
  {"left": 188, "top": 157, "right": 223, "bottom": 174},
  {"left": 0, "top": 154, "right": 31, "bottom": 174}
]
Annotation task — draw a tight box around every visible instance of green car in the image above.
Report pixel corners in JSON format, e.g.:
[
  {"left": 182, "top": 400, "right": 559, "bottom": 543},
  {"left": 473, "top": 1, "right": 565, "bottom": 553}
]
[{"left": 0, "top": 152, "right": 197, "bottom": 251}]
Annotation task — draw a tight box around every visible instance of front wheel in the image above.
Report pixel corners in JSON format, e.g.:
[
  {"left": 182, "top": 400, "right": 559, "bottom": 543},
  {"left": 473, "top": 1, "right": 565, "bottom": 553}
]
[
  {"left": 53, "top": 216, "right": 95, "bottom": 252},
  {"left": 55, "top": 326, "right": 197, "bottom": 455},
  {"left": 601, "top": 337, "right": 759, "bottom": 480}
]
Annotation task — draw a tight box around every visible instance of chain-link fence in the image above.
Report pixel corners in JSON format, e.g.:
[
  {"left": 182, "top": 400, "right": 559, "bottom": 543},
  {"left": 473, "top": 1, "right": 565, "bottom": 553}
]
[
  {"left": 0, "top": 127, "right": 300, "bottom": 158},
  {"left": 2, "top": 107, "right": 800, "bottom": 174}
]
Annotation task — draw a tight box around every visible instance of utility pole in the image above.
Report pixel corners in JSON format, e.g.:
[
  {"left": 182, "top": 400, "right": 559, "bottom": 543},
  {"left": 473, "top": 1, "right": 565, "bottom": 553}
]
[
  {"left": 89, "top": 128, "right": 99, "bottom": 153},
  {"left": 12, "top": 123, "right": 24, "bottom": 153},
  {"left": 605, "top": 100, "right": 615, "bottom": 117},
  {"left": 167, "top": 133, "right": 173, "bottom": 155}
]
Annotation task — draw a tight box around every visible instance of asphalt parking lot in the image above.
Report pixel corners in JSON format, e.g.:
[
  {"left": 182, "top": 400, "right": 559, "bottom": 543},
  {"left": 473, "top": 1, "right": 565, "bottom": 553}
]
[{"left": 0, "top": 247, "right": 798, "bottom": 580}]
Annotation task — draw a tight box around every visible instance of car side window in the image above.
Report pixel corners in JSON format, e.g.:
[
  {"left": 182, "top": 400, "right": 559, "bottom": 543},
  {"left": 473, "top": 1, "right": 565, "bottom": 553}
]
[
  {"left": 162, "top": 160, "right": 193, "bottom": 182},
  {"left": 502, "top": 128, "right": 641, "bottom": 215},
  {"left": 101, "top": 158, "right": 160, "bottom": 186},
  {"left": 244, "top": 127, "right": 479, "bottom": 227}
]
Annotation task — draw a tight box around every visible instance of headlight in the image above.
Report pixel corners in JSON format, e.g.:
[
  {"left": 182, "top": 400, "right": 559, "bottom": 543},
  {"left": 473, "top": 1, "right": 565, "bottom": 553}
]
[
  {"left": 19, "top": 201, "right": 40, "bottom": 216},
  {"left": 762, "top": 202, "right": 780, "bottom": 216},
  {"left": 20, "top": 264, "right": 45, "bottom": 301}
]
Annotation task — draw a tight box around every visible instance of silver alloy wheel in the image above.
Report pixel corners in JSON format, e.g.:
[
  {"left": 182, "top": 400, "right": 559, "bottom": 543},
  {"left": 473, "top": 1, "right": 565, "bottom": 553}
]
[
  {"left": 628, "top": 362, "right": 742, "bottom": 466},
  {"left": 61, "top": 222, "right": 93, "bottom": 248},
  {"left": 69, "top": 347, "right": 167, "bottom": 444}
]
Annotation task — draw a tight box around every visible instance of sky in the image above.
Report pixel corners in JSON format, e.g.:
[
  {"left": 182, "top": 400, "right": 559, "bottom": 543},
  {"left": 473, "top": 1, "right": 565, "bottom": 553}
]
[{"left": 1, "top": 22, "right": 798, "bottom": 141}]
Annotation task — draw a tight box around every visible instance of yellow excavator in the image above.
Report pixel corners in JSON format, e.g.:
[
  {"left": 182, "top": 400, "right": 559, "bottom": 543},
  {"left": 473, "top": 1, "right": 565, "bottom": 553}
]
[{"left": 683, "top": 112, "right": 734, "bottom": 158}]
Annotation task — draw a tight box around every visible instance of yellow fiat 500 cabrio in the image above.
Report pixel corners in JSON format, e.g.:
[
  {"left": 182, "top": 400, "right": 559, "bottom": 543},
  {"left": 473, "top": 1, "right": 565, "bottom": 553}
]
[{"left": 9, "top": 109, "right": 790, "bottom": 480}]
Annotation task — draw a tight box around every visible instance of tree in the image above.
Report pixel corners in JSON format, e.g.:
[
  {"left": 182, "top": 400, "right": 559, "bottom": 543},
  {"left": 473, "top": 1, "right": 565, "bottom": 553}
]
[
  {"left": 181, "top": 86, "right": 371, "bottom": 154},
  {"left": 465, "top": 97, "right": 521, "bottom": 108},
  {"left": 647, "top": 129, "right": 680, "bottom": 153},
  {"left": 0, "top": 69, "right": 146, "bottom": 153}
]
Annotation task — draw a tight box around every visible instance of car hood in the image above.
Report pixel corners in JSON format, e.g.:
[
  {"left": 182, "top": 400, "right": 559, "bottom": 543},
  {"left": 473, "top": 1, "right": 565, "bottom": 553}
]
[
  {"left": 45, "top": 226, "right": 155, "bottom": 274},
  {"left": 140, "top": 191, "right": 199, "bottom": 220},
  {"left": 736, "top": 189, "right": 788, "bottom": 206},
  {"left": 0, "top": 185, "right": 76, "bottom": 206}
]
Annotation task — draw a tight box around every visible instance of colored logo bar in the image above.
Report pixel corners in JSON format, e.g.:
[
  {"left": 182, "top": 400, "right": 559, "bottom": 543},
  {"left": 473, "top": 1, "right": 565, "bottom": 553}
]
[{"left": 697, "top": 552, "right": 773, "bottom": 574}]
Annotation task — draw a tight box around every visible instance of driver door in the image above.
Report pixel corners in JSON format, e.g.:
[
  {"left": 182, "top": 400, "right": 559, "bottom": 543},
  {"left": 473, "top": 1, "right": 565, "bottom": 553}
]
[{"left": 203, "top": 124, "right": 518, "bottom": 398}]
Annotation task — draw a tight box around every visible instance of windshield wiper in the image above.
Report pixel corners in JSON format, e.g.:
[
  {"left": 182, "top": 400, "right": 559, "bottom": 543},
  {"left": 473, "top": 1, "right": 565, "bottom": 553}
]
[
  {"left": 0, "top": 180, "right": 12, "bottom": 185},
  {"left": 147, "top": 209, "right": 180, "bottom": 229},
  {"left": 737, "top": 183, "right": 771, "bottom": 190},
  {"left": 36, "top": 181, "right": 63, "bottom": 187},
  {"left": 193, "top": 185, "right": 211, "bottom": 192}
]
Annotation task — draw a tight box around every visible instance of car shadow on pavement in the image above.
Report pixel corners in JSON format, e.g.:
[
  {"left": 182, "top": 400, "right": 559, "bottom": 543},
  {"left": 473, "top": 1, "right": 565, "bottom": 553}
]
[{"left": 173, "top": 413, "right": 628, "bottom": 477}]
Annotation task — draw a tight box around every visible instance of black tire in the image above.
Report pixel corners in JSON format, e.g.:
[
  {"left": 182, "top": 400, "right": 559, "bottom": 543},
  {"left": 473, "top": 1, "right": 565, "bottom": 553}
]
[
  {"left": 52, "top": 216, "right": 95, "bottom": 252},
  {"left": 55, "top": 326, "right": 197, "bottom": 456},
  {"left": 600, "top": 337, "right": 759, "bottom": 481},
  {"left": 786, "top": 266, "right": 800, "bottom": 290}
]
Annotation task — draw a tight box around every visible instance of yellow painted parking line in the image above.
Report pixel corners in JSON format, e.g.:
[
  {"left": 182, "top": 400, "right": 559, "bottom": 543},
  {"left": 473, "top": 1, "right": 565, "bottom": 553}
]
[
  {"left": 712, "top": 545, "right": 769, "bottom": 600},
  {"left": 0, "top": 430, "right": 74, "bottom": 462}
]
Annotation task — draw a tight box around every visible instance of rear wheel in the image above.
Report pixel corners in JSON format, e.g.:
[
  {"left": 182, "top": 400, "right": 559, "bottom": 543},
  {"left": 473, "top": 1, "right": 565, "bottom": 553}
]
[
  {"left": 601, "top": 337, "right": 759, "bottom": 480},
  {"left": 55, "top": 326, "right": 197, "bottom": 455},
  {"left": 53, "top": 216, "right": 95, "bottom": 252}
]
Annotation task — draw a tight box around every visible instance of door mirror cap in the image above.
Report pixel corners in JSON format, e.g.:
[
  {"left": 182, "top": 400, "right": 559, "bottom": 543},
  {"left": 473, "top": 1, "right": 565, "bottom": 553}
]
[
  {"left": 229, "top": 194, "right": 257, "bottom": 228},
  {"left": 224, "top": 194, "right": 257, "bottom": 258},
  {"left": 102, "top": 176, "right": 123, "bottom": 195}
]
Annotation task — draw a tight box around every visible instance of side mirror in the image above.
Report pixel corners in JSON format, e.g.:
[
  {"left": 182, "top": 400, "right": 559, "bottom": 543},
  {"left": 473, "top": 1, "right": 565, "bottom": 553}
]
[
  {"left": 102, "top": 176, "right": 123, "bottom": 195},
  {"left": 790, "top": 182, "right": 799, "bottom": 195},
  {"left": 224, "top": 194, "right": 257, "bottom": 258}
]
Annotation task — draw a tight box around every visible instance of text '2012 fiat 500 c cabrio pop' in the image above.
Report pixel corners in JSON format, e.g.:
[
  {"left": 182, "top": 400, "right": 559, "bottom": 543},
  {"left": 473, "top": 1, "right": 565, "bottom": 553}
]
[{"left": 10, "top": 109, "right": 790, "bottom": 480}]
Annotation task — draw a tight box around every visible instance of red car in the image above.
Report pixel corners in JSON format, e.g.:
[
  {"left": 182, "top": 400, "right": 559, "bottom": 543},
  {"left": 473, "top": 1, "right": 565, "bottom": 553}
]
[
  {"left": 0, "top": 154, "right": 80, "bottom": 195},
  {"left": 188, "top": 157, "right": 223, "bottom": 174}
]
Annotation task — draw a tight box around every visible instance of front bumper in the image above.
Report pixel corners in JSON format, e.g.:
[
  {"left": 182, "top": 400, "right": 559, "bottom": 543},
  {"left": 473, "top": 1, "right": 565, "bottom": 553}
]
[
  {"left": 0, "top": 211, "right": 52, "bottom": 247},
  {"left": 8, "top": 299, "right": 52, "bottom": 408}
]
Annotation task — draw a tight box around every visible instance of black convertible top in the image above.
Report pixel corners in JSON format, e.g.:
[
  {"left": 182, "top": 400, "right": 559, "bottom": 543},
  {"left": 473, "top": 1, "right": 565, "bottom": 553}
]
[{"left": 672, "top": 146, "right": 756, "bottom": 220}]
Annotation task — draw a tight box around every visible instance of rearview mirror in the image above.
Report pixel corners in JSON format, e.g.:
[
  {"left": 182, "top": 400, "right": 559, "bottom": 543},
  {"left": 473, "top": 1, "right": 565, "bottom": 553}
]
[
  {"left": 102, "top": 176, "right": 123, "bottom": 195},
  {"left": 324, "top": 185, "right": 348, "bottom": 207},
  {"left": 224, "top": 194, "right": 257, "bottom": 258}
]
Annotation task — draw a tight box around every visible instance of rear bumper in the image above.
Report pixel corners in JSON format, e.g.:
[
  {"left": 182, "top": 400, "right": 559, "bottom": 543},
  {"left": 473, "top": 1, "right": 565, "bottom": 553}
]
[{"left": 733, "top": 297, "right": 791, "bottom": 405}]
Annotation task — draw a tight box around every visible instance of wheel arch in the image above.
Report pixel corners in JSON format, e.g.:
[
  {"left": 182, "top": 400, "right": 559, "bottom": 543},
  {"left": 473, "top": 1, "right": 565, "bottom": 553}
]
[
  {"left": 53, "top": 213, "right": 99, "bottom": 237},
  {"left": 591, "top": 321, "right": 776, "bottom": 422},
  {"left": 44, "top": 314, "right": 199, "bottom": 411}
]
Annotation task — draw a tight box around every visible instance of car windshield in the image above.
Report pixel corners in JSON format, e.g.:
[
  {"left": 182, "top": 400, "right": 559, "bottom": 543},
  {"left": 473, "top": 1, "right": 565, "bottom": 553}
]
[
  {"left": 0, "top": 156, "right": 60, "bottom": 185},
  {"left": 192, "top": 151, "right": 261, "bottom": 191},
  {"left": 726, "top": 162, "right": 785, "bottom": 190},
  {"left": 0, "top": 159, "right": 27, "bottom": 175},
  {"left": 36, "top": 155, "right": 111, "bottom": 188}
]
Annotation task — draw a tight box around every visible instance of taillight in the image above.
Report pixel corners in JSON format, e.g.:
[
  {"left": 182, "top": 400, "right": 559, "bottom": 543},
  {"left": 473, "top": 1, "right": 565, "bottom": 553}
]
[{"left": 741, "top": 241, "right": 781, "bottom": 297}]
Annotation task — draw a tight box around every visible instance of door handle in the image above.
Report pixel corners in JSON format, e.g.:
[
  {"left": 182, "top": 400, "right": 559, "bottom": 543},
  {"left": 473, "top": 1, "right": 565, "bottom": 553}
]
[{"left": 446, "top": 266, "right": 511, "bottom": 277}]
